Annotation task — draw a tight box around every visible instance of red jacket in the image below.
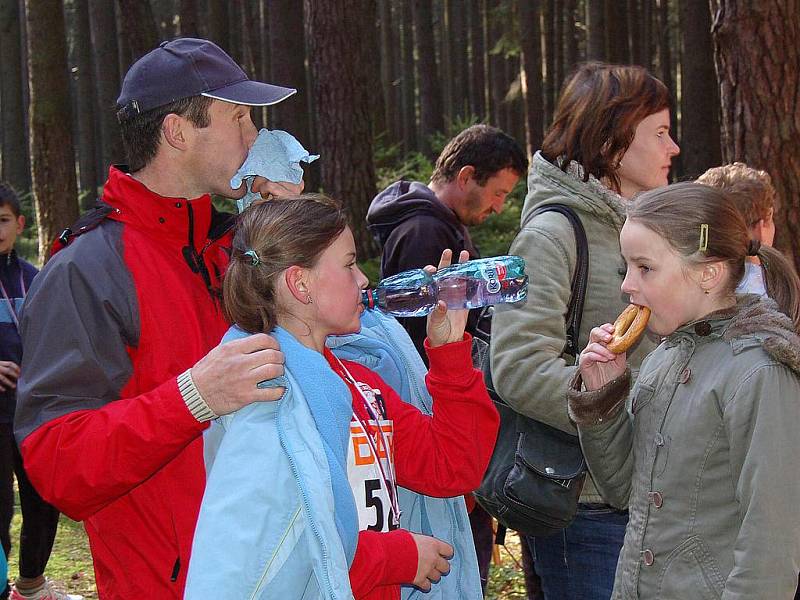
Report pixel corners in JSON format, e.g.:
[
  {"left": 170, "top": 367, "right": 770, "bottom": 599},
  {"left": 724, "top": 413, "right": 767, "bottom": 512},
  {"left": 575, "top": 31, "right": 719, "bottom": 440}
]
[
  {"left": 16, "top": 167, "right": 233, "bottom": 598},
  {"left": 327, "top": 335, "right": 499, "bottom": 600}
]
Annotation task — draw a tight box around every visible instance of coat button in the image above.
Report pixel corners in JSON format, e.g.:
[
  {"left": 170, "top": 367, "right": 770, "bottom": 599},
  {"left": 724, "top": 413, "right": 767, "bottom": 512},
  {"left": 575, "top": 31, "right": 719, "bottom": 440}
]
[
  {"left": 654, "top": 432, "right": 665, "bottom": 446},
  {"left": 642, "top": 549, "right": 655, "bottom": 566},
  {"left": 648, "top": 491, "right": 664, "bottom": 508},
  {"left": 679, "top": 368, "right": 691, "bottom": 384},
  {"left": 694, "top": 321, "right": 712, "bottom": 336}
]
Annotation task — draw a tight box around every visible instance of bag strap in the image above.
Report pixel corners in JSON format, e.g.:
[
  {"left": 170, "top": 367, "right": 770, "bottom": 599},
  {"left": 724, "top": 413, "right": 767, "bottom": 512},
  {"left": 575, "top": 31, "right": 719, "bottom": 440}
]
[{"left": 523, "top": 204, "right": 589, "bottom": 358}]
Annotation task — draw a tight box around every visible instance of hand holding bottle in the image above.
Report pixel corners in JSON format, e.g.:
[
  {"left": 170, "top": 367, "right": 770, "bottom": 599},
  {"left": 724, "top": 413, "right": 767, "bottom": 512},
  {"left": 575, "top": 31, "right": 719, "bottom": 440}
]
[{"left": 426, "top": 249, "right": 471, "bottom": 347}]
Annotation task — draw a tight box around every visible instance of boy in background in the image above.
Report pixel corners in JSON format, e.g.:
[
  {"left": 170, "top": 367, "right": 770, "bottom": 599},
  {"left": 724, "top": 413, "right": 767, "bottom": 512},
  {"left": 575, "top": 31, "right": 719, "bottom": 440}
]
[
  {"left": 697, "top": 162, "right": 777, "bottom": 295},
  {"left": 0, "top": 183, "right": 79, "bottom": 600}
]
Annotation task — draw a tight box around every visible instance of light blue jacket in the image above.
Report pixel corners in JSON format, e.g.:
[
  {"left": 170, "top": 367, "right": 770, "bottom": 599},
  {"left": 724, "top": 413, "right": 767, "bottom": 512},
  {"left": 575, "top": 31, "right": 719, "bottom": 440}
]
[
  {"left": 329, "top": 310, "right": 482, "bottom": 600},
  {"left": 186, "top": 311, "right": 482, "bottom": 600},
  {"left": 185, "top": 327, "right": 357, "bottom": 600}
]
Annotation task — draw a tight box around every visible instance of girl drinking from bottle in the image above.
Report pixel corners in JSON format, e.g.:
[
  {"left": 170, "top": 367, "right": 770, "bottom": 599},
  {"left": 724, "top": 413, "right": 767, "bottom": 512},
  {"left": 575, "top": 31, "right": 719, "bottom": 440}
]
[
  {"left": 184, "top": 194, "right": 499, "bottom": 600},
  {"left": 569, "top": 182, "right": 800, "bottom": 599}
]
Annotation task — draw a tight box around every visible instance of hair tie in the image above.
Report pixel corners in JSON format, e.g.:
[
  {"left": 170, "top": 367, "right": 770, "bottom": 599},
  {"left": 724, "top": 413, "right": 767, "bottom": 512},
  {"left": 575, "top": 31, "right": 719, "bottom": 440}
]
[
  {"left": 243, "top": 249, "right": 260, "bottom": 266},
  {"left": 698, "top": 223, "right": 709, "bottom": 253},
  {"left": 746, "top": 239, "right": 761, "bottom": 256}
]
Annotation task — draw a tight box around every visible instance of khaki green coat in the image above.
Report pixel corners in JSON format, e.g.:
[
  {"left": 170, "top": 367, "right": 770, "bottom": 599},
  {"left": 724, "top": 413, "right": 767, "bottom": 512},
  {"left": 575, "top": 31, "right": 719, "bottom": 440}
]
[
  {"left": 491, "top": 151, "right": 656, "bottom": 503},
  {"left": 570, "top": 297, "right": 800, "bottom": 599}
]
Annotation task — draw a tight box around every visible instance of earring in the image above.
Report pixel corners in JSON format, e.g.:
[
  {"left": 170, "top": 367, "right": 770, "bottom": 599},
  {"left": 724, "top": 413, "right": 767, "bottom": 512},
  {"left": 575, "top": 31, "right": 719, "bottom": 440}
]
[
  {"left": 703, "top": 289, "right": 709, "bottom": 295},
  {"left": 307, "top": 294, "right": 313, "bottom": 304}
]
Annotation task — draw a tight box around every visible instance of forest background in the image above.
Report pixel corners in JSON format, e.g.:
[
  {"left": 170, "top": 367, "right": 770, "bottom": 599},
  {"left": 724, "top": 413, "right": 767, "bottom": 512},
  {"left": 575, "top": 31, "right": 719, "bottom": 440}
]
[
  {"left": 1, "top": 0, "right": 799, "bottom": 277},
  {"left": 0, "top": 0, "right": 799, "bottom": 596}
]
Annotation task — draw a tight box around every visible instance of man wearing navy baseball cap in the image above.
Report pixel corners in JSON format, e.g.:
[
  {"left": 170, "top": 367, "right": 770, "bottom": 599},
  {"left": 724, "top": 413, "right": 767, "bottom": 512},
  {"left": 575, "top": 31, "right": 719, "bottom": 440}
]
[{"left": 15, "top": 39, "right": 297, "bottom": 599}]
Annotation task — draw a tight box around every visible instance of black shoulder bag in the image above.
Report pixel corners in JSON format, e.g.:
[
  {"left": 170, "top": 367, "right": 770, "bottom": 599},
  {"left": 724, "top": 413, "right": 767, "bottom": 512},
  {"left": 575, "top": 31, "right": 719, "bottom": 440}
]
[{"left": 473, "top": 203, "right": 589, "bottom": 539}]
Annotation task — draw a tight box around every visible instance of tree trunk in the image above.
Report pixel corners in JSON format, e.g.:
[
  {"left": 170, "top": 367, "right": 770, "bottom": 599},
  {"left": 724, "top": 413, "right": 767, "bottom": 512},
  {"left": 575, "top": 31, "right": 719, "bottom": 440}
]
[
  {"left": 447, "top": 0, "right": 468, "bottom": 120},
  {"left": 88, "top": 0, "right": 123, "bottom": 180},
  {"left": 179, "top": 0, "right": 198, "bottom": 37},
  {"left": 379, "top": 0, "right": 399, "bottom": 143},
  {"left": 468, "top": 0, "right": 487, "bottom": 121},
  {"left": 586, "top": 0, "right": 606, "bottom": 60},
  {"left": 487, "top": 0, "right": 506, "bottom": 129},
  {"left": 657, "top": 0, "right": 678, "bottom": 174},
  {"left": 207, "top": 0, "right": 228, "bottom": 51},
  {"left": 518, "top": 0, "right": 543, "bottom": 156},
  {"left": 116, "top": 0, "right": 158, "bottom": 62},
  {"left": 606, "top": 0, "right": 629, "bottom": 63},
  {"left": 678, "top": 0, "right": 720, "bottom": 179},
  {"left": 0, "top": 0, "right": 30, "bottom": 192},
  {"left": 67, "top": 0, "right": 99, "bottom": 202},
  {"left": 400, "top": 0, "right": 417, "bottom": 154},
  {"left": 269, "top": 0, "right": 310, "bottom": 150},
  {"left": 412, "top": 0, "right": 444, "bottom": 155},
  {"left": 304, "top": 0, "right": 378, "bottom": 258},
  {"left": 24, "top": 0, "right": 79, "bottom": 263},
  {"left": 543, "top": 0, "right": 556, "bottom": 122},
  {"left": 563, "top": 0, "right": 578, "bottom": 76},
  {"left": 552, "top": 0, "right": 563, "bottom": 94},
  {"left": 711, "top": 0, "right": 800, "bottom": 272}
]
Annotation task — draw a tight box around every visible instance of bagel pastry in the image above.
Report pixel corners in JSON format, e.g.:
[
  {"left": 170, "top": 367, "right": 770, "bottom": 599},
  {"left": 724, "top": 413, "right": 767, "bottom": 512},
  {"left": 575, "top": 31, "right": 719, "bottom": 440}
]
[{"left": 607, "top": 304, "right": 651, "bottom": 354}]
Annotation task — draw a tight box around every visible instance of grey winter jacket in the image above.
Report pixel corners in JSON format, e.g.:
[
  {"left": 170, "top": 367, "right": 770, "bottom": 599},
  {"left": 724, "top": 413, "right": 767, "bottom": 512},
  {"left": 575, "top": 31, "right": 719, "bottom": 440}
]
[
  {"left": 490, "top": 151, "right": 656, "bottom": 503},
  {"left": 569, "top": 296, "right": 800, "bottom": 599}
]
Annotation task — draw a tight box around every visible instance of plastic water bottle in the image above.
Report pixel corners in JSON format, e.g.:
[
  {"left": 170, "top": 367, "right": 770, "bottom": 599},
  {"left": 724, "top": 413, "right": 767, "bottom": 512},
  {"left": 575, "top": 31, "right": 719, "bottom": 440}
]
[
  {"left": 362, "top": 256, "right": 527, "bottom": 317},
  {"left": 434, "top": 255, "right": 528, "bottom": 310},
  {"left": 362, "top": 269, "right": 438, "bottom": 317}
]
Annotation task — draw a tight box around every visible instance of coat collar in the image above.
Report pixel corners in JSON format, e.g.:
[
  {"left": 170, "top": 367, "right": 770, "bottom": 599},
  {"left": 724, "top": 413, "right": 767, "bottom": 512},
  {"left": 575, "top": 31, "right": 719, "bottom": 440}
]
[{"left": 102, "top": 166, "right": 213, "bottom": 250}]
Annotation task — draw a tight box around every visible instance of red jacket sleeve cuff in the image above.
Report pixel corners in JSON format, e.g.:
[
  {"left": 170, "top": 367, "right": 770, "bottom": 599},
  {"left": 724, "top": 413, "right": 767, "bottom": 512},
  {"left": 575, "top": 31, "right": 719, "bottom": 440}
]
[
  {"left": 350, "top": 529, "right": 418, "bottom": 592},
  {"left": 424, "top": 333, "right": 475, "bottom": 383}
]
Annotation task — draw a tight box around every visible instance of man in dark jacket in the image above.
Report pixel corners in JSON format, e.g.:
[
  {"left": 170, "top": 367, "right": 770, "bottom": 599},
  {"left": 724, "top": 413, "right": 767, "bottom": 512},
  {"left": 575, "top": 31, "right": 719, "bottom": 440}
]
[
  {"left": 367, "top": 124, "right": 527, "bottom": 363},
  {"left": 366, "top": 124, "right": 527, "bottom": 595},
  {"left": 14, "top": 39, "right": 298, "bottom": 599}
]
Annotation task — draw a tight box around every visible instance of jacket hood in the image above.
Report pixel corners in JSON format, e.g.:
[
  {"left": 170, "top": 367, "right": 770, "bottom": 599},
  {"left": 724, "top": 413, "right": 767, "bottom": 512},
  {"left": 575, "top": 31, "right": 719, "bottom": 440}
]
[
  {"left": 366, "top": 181, "right": 464, "bottom": 245},
  {"left": 522, "top": 152, "right": 627, "bottom": 229},
  {"left": 676, "top": 294, "right": 800, "bottom": 375},
  {"left": 723, "top": 295, "right": 800, "bottom": 374}
]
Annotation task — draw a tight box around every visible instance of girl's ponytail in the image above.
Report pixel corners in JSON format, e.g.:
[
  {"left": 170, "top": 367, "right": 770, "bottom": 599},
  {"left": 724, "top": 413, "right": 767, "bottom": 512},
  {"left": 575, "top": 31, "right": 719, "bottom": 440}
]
[{"left": 759, "top": 245, "right": 800, "bottom": 332}]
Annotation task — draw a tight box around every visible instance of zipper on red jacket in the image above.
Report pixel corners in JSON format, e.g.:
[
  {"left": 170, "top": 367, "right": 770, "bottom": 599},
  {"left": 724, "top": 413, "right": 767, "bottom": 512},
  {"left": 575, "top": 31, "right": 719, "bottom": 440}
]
[{"left": 170, "top": 557, "right": 180, "bottom": 582}]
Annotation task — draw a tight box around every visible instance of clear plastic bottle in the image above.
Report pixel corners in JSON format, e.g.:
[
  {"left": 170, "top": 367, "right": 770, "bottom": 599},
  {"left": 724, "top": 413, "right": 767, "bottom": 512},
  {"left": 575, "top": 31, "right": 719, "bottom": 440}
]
[
  {"left": 434, "top": 255, "right": 528, "bottom": 310},
  {"left": 361, "top": 269, "right": 438, "bottom": 317},
  {"left": 362, "top": 255, "right": 527, "bottom": 317}
]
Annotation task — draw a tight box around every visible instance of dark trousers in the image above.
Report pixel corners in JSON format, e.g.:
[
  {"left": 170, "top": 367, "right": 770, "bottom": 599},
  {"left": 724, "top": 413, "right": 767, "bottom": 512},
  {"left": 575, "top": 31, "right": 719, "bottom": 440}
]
[
  {"left": 526, "top": 505, "right": 627, "bottom": 600},
  {"left": 0, "top": 423, "right": 60, "bottom": 589}
]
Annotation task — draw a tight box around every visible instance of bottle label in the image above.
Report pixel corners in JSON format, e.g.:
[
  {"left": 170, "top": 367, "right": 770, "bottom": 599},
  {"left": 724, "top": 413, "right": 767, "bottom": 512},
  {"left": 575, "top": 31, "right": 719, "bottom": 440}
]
[{"left": 480, "top": 262, "right": 505, "bottom": 294}]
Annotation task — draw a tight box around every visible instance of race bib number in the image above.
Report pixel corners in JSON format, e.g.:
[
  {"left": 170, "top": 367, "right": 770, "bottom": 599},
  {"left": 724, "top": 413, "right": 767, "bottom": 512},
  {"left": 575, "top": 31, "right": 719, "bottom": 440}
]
[{"left": 347, "top": 385, "right": 399, "bottom": 532}]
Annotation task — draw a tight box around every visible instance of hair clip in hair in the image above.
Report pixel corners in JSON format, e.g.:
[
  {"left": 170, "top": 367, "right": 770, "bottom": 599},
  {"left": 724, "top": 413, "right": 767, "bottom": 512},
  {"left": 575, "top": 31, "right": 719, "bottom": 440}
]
[
  {"left": 243, "top": 249, "right": 261, "bottom": 266},
  {"left": 698, "top": 223, "right": 709, "bottom": 253}
]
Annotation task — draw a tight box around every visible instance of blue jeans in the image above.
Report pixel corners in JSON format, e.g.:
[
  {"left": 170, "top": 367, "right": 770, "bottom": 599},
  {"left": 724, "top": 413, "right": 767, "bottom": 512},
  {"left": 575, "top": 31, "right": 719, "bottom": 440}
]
[{"left": 525, "top": 504, "right": 628, "bottom": 600}]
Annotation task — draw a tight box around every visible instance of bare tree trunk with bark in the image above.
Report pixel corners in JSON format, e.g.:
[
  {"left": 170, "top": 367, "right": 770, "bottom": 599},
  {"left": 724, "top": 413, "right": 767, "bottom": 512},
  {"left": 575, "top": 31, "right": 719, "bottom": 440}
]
[
  {"left": 518, "top": 0, "right": 544, "bottom": 156},
  {"left": 468, "top": 0, "right": 487, "bottom": 121},
  {"left": 116, "top": 0, "right": 159, "bottom": 61},
  {"left": 711, "top": 0, "right": 800, "bottom": 272},
  {"left": 586, "top": 0, "right": 606, "bottom": 60},
  {"left": 400, "top": 0, "right": 417, "bottom": 154},
  {"left": 0, "top": 0, "right": 30, "bottom": 191},
  {"left": 304, "top": 0, "right": 378, "bottom": 258},
  {"left": 678, "top": 0, "right": 719, "bottom": 179},
  {"left": 413, "top": 0, "right": 444, "bottom": 155},
  {"left": 24, "top": 0, "right": 79, "bottom": 262}
]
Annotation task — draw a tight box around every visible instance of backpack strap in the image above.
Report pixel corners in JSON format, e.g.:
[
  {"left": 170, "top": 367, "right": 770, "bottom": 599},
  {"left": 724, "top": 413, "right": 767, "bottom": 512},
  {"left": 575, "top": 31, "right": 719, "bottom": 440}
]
[
  {"left": 524, "top": 204, "right": 589, "bottom": 357},
  {"left": 50, "top": 201, "right": 115, "bottom": 257}
]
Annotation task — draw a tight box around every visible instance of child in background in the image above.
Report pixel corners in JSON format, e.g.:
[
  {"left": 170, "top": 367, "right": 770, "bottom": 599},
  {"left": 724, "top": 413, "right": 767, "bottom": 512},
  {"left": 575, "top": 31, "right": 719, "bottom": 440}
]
[
  {"left": 185, "top": 195, "right": 499, "bottom": 600},
  {"left": 697, "top": 162, "right": 777, "bottom": 296},
  {"left": 0, "top": 183, "right": 80, "bottom": 600},
  {"left": 570, "top": 182, "right": 800, "bottom": 599}
]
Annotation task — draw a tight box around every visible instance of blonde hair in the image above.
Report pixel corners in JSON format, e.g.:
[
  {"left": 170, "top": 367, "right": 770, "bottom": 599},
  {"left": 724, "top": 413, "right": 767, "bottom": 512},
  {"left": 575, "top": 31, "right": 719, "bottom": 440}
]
[
  {"left": 697, "top": 162, "right": 777, "bottom": 227},
  {"left": 627, "top": 182, "right": 800, "bottom": 329}
]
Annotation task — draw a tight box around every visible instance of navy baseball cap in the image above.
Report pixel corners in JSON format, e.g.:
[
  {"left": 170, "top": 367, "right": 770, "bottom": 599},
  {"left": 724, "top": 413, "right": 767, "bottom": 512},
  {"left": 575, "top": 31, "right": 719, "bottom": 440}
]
[{"left": 116, "top": 38, "right": 296, "bottom": 122}]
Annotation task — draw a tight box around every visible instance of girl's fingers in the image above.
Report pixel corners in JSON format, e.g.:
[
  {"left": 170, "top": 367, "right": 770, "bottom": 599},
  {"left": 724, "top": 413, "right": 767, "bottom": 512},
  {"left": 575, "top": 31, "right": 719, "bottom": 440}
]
[{"left": 436, "top": 249, "right": 454, "bottom": 270}]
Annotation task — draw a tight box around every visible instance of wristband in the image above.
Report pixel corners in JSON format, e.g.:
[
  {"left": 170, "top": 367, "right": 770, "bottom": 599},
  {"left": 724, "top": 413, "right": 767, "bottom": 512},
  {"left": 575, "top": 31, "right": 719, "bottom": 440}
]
[{"left": 178, "top": 369, "right": 218, "bottom": 423}]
